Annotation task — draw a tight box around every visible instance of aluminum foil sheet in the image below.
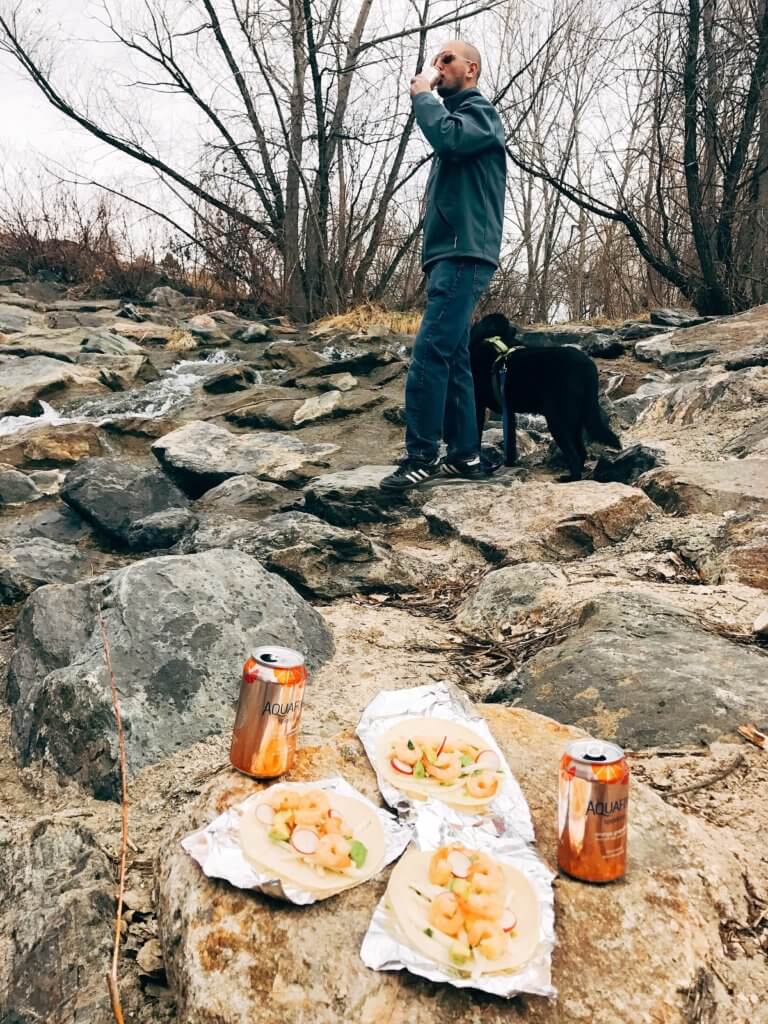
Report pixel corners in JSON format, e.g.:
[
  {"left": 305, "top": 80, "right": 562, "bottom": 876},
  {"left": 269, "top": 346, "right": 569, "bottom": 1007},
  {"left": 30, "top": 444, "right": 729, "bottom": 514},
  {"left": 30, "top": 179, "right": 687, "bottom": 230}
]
[
  {"left": 356, "top": 681, "right": 535, "bottom": 843},
  {"left": 361, "top": 801, "right": 556, "bottom": 998},
  {"left": 181, "top": 775, "right": 412, "bottom": 905}
]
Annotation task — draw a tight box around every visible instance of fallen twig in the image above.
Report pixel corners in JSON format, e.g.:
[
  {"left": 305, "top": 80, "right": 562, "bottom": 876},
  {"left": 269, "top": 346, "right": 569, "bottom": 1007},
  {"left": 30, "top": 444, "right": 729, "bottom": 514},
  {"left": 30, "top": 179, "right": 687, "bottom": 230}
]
[
  {"left": 666, "top": 754, "right": 745, "bottom": 797},
  {"left": 98, "top": 607, "right": 128, "bottom": 1024}
]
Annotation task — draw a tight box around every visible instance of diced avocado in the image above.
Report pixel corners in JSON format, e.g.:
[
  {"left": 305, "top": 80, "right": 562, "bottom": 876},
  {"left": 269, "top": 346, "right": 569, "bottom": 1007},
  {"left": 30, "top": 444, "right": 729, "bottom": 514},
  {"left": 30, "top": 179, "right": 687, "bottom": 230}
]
[
  {"left": 423, "top": 745, "right": 437, "bottom": 765},
  {"left": 449, "top": 878, "right": 470, "bottom": 898},
  {"left": 413, "top": 760, "right": 427, "bottom": 780},
  {"left": 268, "top": 811, "right": 291, "bottom": 842},
  {"left": 349, "top": 839, "right": 368, "bottom": 869},
  {"left": 459, "top": 754, "right": 474, "bottom": 768},
  {"left": 449, "top": 941, "right": 471, "bottom": 965}
]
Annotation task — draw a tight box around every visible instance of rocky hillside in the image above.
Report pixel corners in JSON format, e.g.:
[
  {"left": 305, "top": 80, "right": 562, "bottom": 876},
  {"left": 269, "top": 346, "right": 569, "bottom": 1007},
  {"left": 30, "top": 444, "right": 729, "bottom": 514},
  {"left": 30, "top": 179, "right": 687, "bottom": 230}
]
[{"left": 0, "top": 267, "right": 766, "bottom": 1023}]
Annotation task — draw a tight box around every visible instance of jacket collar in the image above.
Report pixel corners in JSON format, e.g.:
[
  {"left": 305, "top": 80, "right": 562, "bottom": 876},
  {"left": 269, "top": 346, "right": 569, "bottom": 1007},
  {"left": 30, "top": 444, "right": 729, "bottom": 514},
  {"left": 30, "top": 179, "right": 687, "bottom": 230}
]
[{"left": 443, "top": 87, "right": 481, "bottom": 112}]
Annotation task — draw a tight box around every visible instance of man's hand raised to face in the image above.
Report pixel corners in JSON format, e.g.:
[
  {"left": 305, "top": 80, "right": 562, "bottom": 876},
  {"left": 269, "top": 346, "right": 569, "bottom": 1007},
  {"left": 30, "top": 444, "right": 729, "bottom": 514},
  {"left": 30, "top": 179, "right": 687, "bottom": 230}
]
[{"left": 409, "top": 72, "right": 436, "bottom": 98}]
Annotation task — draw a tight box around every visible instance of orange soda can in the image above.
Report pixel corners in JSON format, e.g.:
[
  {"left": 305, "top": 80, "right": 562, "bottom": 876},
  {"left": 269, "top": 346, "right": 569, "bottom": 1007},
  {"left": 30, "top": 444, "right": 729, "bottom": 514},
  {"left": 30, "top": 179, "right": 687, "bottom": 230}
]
[
  {"left": 557, "top": 738, "right": 629, "bottom": 883},
  {"left": 229, "top": 646, "right": 308, "bottom": 779}
]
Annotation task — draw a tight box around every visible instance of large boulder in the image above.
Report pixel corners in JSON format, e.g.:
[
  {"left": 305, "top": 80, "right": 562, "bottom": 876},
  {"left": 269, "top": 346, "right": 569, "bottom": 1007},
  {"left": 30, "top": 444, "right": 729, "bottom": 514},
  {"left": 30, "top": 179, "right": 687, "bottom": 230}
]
[
  {"left": 156, "top": 708, "right": 763, "bottom": 1024},
  {"left": 422, "top": 481, "right": 655, "bottom": 563},
  {"left": 487, "top": 590, "right": 768, "bottom": 748},
  {"left": 6, "top": 549, "right": 334, "bottom": 799},
  {"left": 639, "top": 461, "right": 768, "bottom": 516},
  {"left": 636, "top": 366, "right": 768, "bottom": 425},
  {"left": 0, "top": 819, "right": 114, "bottom": 1023},
  {"left": 634, "top": 303, "right": 768, "bottom": 368},
  {"left": 0, "top": 536, "right": 92, "bottom": 603},
  {"left": 0, "top": 422, "right": 108, "bottom": 468},
  {"left": 181, "top": 511, "right": 419, "bottom": 599},
  {"left": 0, "top": 354, "right": 105, "bottom": 415},
  {"left": 61, "top": 456, "right": 190, "bottom": 546},
  {"left": 152, "top": 421, "right": 337, "bottom": 497}
]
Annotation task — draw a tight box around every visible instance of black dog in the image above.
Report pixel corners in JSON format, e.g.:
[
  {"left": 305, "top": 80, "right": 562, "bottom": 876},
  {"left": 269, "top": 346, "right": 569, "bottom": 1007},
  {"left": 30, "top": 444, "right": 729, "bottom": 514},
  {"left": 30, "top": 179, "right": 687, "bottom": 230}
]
[{"left": 469, "top": 313, "right": 621, "bottom": 481}]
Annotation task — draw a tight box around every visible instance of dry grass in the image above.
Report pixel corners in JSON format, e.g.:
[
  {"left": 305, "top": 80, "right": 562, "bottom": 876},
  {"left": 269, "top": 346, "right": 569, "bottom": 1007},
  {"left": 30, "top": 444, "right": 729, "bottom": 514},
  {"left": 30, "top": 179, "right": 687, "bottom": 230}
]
[
  {"left": 310, "top": 303, "right": 421, "bottom": 336},
  {"left": 165, "top": 330, "right": 197, "bottom": 351}
]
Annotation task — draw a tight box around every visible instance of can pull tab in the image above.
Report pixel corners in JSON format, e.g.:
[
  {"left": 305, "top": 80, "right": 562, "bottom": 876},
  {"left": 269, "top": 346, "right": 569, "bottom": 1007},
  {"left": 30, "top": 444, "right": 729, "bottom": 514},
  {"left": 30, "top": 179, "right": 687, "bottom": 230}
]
[
  {"left": 583, "top": 742, "right": 607, "bottom": 762},
  {"left": 260, "top": 652, "right": 279, "bottom": 664}
]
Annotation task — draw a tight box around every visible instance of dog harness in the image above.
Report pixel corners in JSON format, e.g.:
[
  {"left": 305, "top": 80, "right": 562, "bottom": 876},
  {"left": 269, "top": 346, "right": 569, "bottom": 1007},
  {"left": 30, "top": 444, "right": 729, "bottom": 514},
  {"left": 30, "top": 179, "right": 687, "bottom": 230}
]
[{"left": 484, "top": 335, "right": 512, "bottom": 453}]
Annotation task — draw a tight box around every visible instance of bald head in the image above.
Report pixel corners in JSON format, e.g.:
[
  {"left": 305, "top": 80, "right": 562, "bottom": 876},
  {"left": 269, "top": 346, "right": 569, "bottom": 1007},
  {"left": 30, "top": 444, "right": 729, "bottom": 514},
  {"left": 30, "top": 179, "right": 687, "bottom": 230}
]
[{"left": 439, "top": 39, "right": 482, "bottom": 81}]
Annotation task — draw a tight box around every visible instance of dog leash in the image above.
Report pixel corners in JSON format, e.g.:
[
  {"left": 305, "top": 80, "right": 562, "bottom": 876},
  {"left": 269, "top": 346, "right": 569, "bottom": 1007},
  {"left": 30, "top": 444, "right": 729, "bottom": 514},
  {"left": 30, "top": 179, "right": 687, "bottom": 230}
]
[{"left": 486, "top": 336, "right": 511, "bottom": 459}]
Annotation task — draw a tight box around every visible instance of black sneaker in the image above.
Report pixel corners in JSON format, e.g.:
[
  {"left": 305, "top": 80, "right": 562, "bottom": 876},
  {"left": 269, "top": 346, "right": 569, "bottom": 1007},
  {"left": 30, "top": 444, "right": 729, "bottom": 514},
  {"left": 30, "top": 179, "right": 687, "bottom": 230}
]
[
  {"left": 439, "top": 454, "right": 499, "bottom": 480},
  {"left": 379, "top": 456, "right": 441, "bottom": 492}
]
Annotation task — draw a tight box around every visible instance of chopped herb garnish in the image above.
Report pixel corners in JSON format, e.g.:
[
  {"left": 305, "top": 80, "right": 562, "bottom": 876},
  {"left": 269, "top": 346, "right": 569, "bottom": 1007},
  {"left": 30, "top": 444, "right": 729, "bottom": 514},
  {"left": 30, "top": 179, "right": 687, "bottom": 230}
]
[
  {"left": 407, "top": 739, "right": 415, "bottom": 750},
  {"left": 459, "top": 754, "right": 474, "bottom": 767},
  {"left": 424, "top": 927, "right": 434, "bottom": 938},
  {"left": 349, "top": 840, "right": 368, "bottom": 869}
]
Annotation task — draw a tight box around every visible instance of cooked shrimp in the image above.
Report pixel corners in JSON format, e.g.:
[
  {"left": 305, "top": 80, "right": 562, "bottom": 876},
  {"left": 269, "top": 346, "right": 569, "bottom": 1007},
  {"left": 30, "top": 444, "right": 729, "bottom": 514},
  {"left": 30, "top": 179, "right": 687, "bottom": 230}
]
[
  {"left": 268, "top": 789, "right": 301, "bottom": 812},
  {"left": 468, "top": 853, "right": 504, "bottom": 894},
  {"left": 314, "top": 834, "right": 352, "bottom": 870},
  {"left": 458, "top": 890, "right": 503, "bottom": 920},
  {"left": 465, "top": 770, "right": 499, "bottom": 800},
  {"left": 466, "top": 919, "right": 507, "bottom": 960},
  {"left": 391, "top": 741, "right": 422, "bottom": 766},
  {"left": 294, "top": 789, "right": 331, "bottom": 827},
  {"left": 425, "top": 751, "right": 461, "bottom": 784},
  {"left": 428, "top": 892, "right": 465, "bottom": 937},
  {"left": 428, "top": 845, "right": 469, "bottom": 887}
]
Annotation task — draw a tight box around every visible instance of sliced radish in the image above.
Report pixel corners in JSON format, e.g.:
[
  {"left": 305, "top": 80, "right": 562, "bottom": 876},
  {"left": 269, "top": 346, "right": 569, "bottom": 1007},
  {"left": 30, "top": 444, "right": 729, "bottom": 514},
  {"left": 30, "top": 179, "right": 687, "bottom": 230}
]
[
  {"left": 447, "top": 851, "right": 472, "bottom": 878},
  {"left": 255, "top": 803, "right": 276, "bottom": 826},
  {"left": 436, "top": 735, "right": 448, "bottom": 758},
  {"left": 475, "top": 749, "right": 501, "bottom": 772},
  {"left": 290, "top": 828, "right": 319, "bottom": 855},
  {"left": 500, "top": 910, "right": 517, "bottom": 932},
  {"left": 391, "top": 757, "right": 414, "bottom": 775}
]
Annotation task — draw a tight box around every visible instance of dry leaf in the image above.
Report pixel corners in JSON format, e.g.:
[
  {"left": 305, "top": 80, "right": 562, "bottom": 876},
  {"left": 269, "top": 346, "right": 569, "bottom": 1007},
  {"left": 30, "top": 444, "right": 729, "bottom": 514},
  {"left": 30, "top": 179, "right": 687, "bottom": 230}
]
[{"left": 737, "top": 723, "right": 767, "bottom": 750}]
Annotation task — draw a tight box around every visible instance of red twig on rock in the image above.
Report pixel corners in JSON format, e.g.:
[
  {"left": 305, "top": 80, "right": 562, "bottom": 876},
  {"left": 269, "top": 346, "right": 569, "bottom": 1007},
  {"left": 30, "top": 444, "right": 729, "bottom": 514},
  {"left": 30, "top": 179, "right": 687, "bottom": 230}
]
[{"left": 99, "top": 606, "right": 128, "bottom": 1024}]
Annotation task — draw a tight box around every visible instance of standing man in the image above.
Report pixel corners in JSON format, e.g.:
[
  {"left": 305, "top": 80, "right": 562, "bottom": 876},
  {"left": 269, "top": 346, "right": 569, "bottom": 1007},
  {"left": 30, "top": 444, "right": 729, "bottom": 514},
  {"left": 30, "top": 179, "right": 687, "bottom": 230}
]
[{"left": 380, "top": 40, "right": 507, "bottom": 492}]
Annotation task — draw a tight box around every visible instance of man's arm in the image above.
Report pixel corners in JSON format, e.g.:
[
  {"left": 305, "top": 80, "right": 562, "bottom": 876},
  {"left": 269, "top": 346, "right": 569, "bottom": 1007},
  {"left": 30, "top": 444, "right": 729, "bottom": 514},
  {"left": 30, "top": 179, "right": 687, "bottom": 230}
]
[{"left": 411, "top": 93, "right": 500, "bottom": 158}]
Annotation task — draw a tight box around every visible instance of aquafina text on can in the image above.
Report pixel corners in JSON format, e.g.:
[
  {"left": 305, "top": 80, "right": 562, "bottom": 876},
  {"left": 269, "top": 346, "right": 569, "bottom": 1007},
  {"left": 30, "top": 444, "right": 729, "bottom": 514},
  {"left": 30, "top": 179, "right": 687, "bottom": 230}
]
[
  {"left": 557, "top": 738, "right": 629, "bottom": 883},
  {"left": 229, "top": 646, "right": 308, "bottom": 779}
]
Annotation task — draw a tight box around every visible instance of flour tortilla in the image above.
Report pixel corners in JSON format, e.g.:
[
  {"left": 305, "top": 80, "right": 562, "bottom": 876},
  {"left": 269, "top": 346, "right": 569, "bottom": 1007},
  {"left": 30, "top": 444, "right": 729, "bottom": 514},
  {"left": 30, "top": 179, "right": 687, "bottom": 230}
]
[
  {"left": 376, "top": 718, "right": 505, "bottom": 810},
  {"left": 239, "top": 785, "right": 386, "bottom": 895},
  {"left": 386, "top": 848, "right": 541, "bottom": 975}
]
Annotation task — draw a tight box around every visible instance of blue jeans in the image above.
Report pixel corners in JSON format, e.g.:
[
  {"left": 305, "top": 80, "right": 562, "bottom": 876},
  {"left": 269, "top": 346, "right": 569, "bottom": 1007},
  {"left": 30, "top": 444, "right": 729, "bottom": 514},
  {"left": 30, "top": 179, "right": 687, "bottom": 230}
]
[{"left": 405, "top": 258, "right": 495, "bottom": 462}]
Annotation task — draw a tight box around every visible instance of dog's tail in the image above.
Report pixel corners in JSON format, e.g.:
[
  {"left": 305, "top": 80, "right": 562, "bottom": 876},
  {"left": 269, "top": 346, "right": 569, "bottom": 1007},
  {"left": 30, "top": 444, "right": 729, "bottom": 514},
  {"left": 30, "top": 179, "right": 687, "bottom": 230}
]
[{"left": 584, "top": 399, "right": 622, "bottom": 449}]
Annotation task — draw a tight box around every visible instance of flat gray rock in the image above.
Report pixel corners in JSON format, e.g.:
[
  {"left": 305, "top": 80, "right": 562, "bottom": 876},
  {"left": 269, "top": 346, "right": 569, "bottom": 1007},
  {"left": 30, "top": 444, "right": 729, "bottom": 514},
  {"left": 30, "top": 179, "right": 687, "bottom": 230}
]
[
  {"left": 0, "top": 463, "right": 42, "bottom": 504},
  {"left": 61, "top": 456, "right": 190, "bottom": 546},
  {"left": 487, "top": 590, "right": 768, "bottom": 747},
  {"left": 181, "top": 510, "right": 418, "bottom": 599},
  {"left": 304, "top": 465, "right": 405, "bottom": 526},
  {"left": 0, "top": 503, "right": 91, "bottom": 545},
  {"left": 724, "top": 415, "right": 768, "bottom": 458},
  {"left": 0, "top": 536, "right": 92, "bottom": 603},
  {"left": 126, "top": 507, "right": 199, "bottom": 551},
  {"left": 0, "top": 819, "right": 114, "bottom": 1023},
  {"left": 639, "top": 460, "right": 768, "bottom": 516},
  {"left": 7, "top": 549, "right": 334, "bottom": 798},
  {"left": 152, "top": 421, "right": 337, "bottom": 497},
  {"left": 635, "top": 303, "right": 768, "bottom": 368},
  {"left": 195, "top": 476, "right": 298, "bottom": 517},
  {"left": 423, "top": 480, "right": 655, "bottom": 563},
  {"left": 636, "top": 366, "right": 768, "bottom": 426}
]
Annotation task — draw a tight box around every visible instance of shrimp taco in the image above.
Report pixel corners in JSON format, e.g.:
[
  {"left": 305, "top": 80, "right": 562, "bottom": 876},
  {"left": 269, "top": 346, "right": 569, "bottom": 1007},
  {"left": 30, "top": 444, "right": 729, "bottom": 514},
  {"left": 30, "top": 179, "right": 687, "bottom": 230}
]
[
  {"left": 376, "top": 718, "right": 506, "bottom": 810},
  {"left": 385, "top": 845, "right": 540, "bottom": 976},
  {"left": 240, "top": 784, "right": 387, "bottom": 896}
]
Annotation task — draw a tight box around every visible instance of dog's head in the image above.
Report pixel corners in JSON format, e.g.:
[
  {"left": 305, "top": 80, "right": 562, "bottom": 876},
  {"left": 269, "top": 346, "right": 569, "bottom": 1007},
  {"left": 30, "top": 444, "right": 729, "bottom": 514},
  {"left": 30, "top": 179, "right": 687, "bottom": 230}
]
[{"left": 469, "top": 313, "right": 519, "bottom": 351}]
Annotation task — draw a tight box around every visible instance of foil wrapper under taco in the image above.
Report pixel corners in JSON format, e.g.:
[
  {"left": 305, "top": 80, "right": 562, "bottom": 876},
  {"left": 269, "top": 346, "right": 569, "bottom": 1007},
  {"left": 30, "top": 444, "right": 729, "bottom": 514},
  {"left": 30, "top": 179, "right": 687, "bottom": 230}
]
[
  {"left": 357, "top": 681, "right": 535, "bottom": 842},
  {"left": 181, "top": 775, "right": 411, "bottom": 905},
  {"left": 361, "top": 803, "right": 556, "bottom": 998}
]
